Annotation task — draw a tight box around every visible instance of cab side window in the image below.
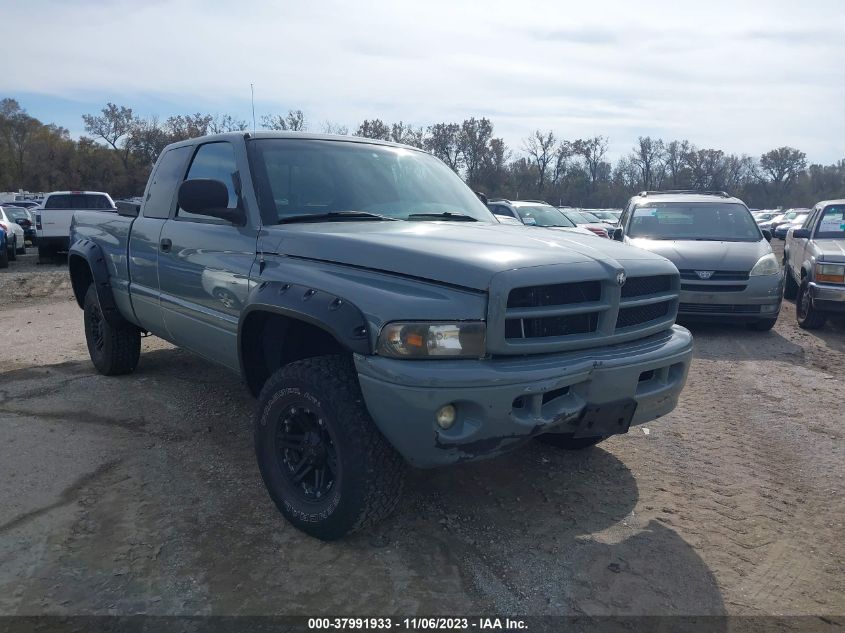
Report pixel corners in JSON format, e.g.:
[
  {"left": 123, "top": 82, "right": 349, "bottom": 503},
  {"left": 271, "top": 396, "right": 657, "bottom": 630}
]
[
  {"left": 143, "top": 146, "right": 192, "bottom": 219},
  {"left": 178, "top": 142, "right": 239, "bottom": 221}
]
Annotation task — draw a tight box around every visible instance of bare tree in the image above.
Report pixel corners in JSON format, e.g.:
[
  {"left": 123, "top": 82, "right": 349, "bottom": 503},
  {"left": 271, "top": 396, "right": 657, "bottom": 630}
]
[
  {"left": 165, "top": 113, "right": 213, "bottom": 141},
  {"left": 630, "top": 136, "right": 665, "bottom": 190},
  {"left": 523, "top": 130, "right": 556, "bottom": 193},
  {"left": 354, "top": 119, "right": 392, "bottom": 141},
  {"left": 424, "top": 123, "right": 462, "bottom": 172},
  {"left": 208, "top": 114, "right": 248, "bottom": 134},
  {"left": 664, "top": 140, "right": 691, "bottom": 188},
  {"left": 321, "top": 120, "right": 349, "bottom": 135},
  {"left": 390, "top": 121, "right": 425, "bottom": 148},
  {"left": 457, "top": 117, "right": 494, "bottom": 188},
  {"left": 550, "top": 140, "right": 573, "bottom": 188},
  {"left": 759, "top": 147, "right": 807, "bottom": 195},
  {"left": 686, "top": 148, "right": 727, "bottom": 189},
  {"left": 261, "top": 109, "right": 307, "bottom": 131},
  {"left": 82, "top": 103, "right": 136, "bottom": 169},
  {"left": 573, "top": 136, "right": 609, "bottom": 190},
  {"left": 128, "top": 116, "right": 169, "bottom": 166}
]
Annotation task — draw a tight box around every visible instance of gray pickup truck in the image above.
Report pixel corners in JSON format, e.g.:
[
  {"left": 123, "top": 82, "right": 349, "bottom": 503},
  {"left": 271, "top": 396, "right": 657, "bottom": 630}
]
[
  {"left": 783, "top": 199, "right": 845, "bottom": 329},
  {"left": 69, "top": 132, "right": 692, "bottom": 540}
]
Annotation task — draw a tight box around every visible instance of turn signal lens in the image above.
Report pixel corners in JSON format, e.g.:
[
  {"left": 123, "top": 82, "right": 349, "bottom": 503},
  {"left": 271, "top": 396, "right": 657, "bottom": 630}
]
[{"left": 816, "top": 263, "right": 845, "bottom": 284}]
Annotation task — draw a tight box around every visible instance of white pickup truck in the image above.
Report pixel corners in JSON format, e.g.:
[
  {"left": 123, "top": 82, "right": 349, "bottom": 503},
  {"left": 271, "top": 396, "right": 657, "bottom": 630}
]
[{"left": 36, "top": 191, "right": 115, "bottom": 259}]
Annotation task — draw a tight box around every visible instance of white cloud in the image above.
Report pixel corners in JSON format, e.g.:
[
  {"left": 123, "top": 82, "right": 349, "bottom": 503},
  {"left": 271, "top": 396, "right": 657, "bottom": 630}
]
[{"left": 4, "top": 0, "right": 845, "bottom": 161}]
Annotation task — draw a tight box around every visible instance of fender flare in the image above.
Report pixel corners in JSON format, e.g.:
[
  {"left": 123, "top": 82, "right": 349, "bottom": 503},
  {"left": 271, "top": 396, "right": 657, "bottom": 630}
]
[
  {"left": 68, "top": 239, "right": 122, "bottom": 326},
  {"left": 237, "top": 280, "right": 371, "bottom": 378}
]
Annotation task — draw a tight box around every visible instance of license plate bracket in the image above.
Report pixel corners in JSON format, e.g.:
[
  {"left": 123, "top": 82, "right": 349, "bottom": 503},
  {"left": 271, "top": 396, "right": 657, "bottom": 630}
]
[{"left": 570, "top": 399, "right": 637, "bottom": 438}]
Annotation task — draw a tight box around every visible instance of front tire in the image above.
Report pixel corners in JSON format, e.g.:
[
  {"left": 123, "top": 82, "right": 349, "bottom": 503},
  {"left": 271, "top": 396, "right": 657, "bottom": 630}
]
[
  {"left": 8, "top": 237, "right": 16, "bottom": 261},
  {"left": 83, "top": 285, "right": 141, "bottom": 375},
  {"left": 783, "top": 266, "right": 798, "bottom": 300},
  {"left": 796, "top": 278, "right": 827, "bottom": 330},
  {"left": 535, "top": 434, "right": 605, "bottom": 450},
  {"left": 255, "top": 355, "right": 405, "bottom": 540},
  {"left": 0, "top": 243, "right": 8, "bottom": 268},
  {"left": 16, "top": 238, "right": 25, "bottom": 255}
]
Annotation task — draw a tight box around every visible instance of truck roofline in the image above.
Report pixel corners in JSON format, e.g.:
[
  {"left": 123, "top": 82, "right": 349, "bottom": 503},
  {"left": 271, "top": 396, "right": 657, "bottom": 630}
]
[{"left": 160, "top": 131, "right": 429, "bottom": 154}]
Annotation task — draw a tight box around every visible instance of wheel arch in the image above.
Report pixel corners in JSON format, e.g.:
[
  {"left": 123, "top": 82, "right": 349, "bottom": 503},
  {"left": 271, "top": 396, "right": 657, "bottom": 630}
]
[
  {"left": 68, "top": 239, "right": 122, "bottom": 325},
  {"left": 238, "top": 281, "right": 371, "bottom": 397}
]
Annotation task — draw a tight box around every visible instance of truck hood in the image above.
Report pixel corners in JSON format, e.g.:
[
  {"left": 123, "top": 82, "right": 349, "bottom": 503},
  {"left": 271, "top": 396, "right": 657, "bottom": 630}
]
[
  {"left": 816, "top": 239, "right": 845, "bottom": 263},
  {"left": 262, "top": 222, "right": 670, "bottom": 290},
  {"left": 626, "top": 238, "right": 770, "bottom": 272}
]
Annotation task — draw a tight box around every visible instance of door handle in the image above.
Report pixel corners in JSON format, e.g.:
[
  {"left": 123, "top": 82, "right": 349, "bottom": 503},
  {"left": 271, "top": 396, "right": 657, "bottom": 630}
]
[{"left": 160, "top": 238, "right": 172, "bottom": 252}]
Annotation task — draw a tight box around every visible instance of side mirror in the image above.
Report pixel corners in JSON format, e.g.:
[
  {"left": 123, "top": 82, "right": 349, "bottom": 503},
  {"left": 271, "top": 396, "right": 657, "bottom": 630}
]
[
  {"left": 791, "top": 228, "right": 810, "bottom": 239},
  {"left": 762, "top": 229, "right": 772, "bottom": 242},
  {"left": 178, "top": 179, "right": 245, "bottom": 225},
  {"left": 612, "top": 227, "right": 624, "bottom": 242}
]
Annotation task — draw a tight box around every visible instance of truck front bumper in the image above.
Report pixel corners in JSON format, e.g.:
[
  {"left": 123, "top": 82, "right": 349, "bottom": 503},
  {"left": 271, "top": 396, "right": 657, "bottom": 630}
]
[
  {"left": 809, "top": 281, "right": 845, "bottom": 312},
  {"left": 355, "top": 325, "right": 693, "bottom": 468}
]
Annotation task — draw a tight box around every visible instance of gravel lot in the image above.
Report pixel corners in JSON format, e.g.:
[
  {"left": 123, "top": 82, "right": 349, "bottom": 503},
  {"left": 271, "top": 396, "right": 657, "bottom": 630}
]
[{"left": 0, "top": 245, "right": 843, "bottom": 617}]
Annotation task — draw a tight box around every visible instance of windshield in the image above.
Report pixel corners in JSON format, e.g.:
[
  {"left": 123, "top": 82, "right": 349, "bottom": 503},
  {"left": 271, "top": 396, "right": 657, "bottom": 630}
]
[
  {"left": 249, "top": 139, "right": 495, "bottom": 224},
  {"left": 560, "top": 210, "right": 590, "bottom": 224},
  {"left": 4, "top": 207, "right": 29, "bottom": 220},
  {"left": 590, "top": 211, "right": 616, "bottom": 221},
  {"left": 817, "top": 206, "right": 845, "bottom": 238},
  {"left": 514, "top": 205, "right": 575, "bottom": 227},
  {"left": 628, "top": 202, "right": 761, "bottom": 241}
]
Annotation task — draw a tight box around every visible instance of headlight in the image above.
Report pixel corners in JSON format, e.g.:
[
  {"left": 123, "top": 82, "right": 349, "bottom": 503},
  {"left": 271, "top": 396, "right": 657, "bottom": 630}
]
[
  {"left": 816, "top": 263, "right": 845, "bottom": 284},
  {"left": 376, "top": 322, "right": 486, "bottom": 359},
  {"left": 749, "top": 253, "right": 780, "bottom": 276}
]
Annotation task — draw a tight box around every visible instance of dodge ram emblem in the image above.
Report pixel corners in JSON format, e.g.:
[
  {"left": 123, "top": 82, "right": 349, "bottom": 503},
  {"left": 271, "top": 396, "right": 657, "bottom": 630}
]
[
  {"left": 616, "top": 271, "right": 626, "bottom": 286},
  {"left": 696, "top": 270, "right": 715, "bottom": 280}
]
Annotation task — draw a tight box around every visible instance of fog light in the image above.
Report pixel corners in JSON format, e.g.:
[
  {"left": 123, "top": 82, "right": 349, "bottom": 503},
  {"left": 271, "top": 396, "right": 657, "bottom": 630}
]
[{"left": 435, "top": 404, "right": 457, "bottom": 429}]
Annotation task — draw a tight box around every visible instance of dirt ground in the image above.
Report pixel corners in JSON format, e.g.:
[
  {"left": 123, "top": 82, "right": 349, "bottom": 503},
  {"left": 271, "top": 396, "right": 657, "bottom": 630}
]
[{"left": 0, "top": 247, "right": 843, "bottom": 617}]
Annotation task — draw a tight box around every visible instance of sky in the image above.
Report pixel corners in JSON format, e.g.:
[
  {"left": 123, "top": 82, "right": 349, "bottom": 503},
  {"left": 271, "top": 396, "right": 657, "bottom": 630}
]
[{"left": 3, "top": 0, "right": 845, "bottom": 163}]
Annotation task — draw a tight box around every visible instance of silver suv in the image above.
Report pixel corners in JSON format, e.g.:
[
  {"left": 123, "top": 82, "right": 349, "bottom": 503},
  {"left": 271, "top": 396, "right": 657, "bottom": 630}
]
[{"left": 614, "top": 190, "right": 783, "bottom": 331}]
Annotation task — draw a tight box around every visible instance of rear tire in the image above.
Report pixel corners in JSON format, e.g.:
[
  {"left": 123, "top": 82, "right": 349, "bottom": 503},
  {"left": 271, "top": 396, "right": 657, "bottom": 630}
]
[
  {"left": 783, "top": 266, "right": 798, "bottom": 300},
  {"left": 747, "top": 318, "right": 777, "bottom": 332},
  {"left": 796, "top": 278, "right": 827, "bottom": 330},
  {"left": 535, "top": 434, "right": 605, "bottom": 450},
  {"left": 255, "top": 355, "right": 406, "bottom": 540},
  {"left": 38, "top": 244, "right": 53, "bottom": 263},
  {"left": 83, "top": 285, "right": 141, "bottom": 375}
]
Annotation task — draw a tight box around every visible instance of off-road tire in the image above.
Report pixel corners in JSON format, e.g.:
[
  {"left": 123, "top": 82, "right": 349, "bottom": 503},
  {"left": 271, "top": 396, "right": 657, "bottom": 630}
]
[
  {"left": 0, "top": 244, "right": 8, "bottom": 268},
  {"left": 796, "top": 278, "right": 827, "bottom": 330},
  {"left": 747, "top": 318, "right": 777, "bottom": 332},
  {"left": 783, "top": 265, "right": 798, "bottom": 300},
  {"left": 535, "top": 434, "right": 605, "bottom": 450},
  {"left": 83, "top": 285, "right": 141, "bottom": 375},
  {"left": 255, "top": 355, "right": 405, "bottom": 540}
]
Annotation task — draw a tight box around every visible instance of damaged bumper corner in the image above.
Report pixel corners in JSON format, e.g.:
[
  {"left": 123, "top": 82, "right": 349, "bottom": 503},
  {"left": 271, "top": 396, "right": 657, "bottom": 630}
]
[{"left": 354, "top": 325, "right": 693, "bottom": 468}]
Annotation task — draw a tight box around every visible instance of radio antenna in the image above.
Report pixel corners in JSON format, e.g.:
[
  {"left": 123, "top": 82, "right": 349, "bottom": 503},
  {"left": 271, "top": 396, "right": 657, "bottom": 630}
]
[{"left": 250, "top": 83, "right": 256, "bottom": 133}]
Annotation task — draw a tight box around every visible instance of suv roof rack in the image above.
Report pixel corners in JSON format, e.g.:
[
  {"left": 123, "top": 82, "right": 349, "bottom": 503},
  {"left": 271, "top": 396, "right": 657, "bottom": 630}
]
[
  {"left": 516, "top": 199, "right": 551, "bottom": 204},
  {"left": 638, "top": 190, "right": 731, "bottom": 198}
]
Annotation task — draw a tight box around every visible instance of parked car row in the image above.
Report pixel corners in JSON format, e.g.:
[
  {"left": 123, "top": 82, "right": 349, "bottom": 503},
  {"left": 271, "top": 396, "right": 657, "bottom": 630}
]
[
  {"left": 0, "top": 204, "right": 31, "bottom": 268},
  {"left": 487, "top": 190, "right": 844, "bottom": 332}
]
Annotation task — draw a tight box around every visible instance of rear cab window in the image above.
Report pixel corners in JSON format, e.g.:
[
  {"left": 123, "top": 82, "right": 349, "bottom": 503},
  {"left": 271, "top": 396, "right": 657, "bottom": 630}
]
[{"left": 44, "top": 194, "right": 114, "bottom": 210}]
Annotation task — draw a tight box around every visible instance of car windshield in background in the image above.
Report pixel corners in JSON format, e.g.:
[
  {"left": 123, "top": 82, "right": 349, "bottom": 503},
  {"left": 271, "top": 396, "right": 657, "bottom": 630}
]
[
  {"left": 579, "top": 211, "right": 601, "bottom": 222},
  {"left": 628, "top": 202, "right": 761, "bottom": 241},
  {"left": 4, "top": 207, "right": 29, "bottom": 220},
  {"left": 561, "top": 210, "right": 591, "bottom": 224},
  {"left": 515, "top": 205, "right": 575, "bottom": 227},
  {"left": 44, "top": 194, "right": 114, "bottom": 210},
  {"left": 249, "top": 139, "right": 495, "bottom": 224},
  {"left": 817, "top": 206, "right": 845, "bottom": 238},
  {"left": 590, "top": 211, "right": 617, "bottom": 221}
]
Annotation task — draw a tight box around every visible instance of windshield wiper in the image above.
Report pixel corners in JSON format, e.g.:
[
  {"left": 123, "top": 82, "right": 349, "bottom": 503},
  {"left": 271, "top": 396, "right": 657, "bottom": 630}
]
[
  {"left": 406, "top": 211, "right": 478, "bottom": 222},
  {"left": 278, "top": 211, "right": 398, "bottom": 224}
]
